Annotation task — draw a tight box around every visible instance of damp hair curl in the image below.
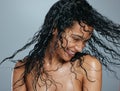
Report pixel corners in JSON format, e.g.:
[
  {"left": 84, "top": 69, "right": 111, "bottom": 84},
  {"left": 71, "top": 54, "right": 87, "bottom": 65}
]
[{"left": 1, "top": 0, "right": 120, "bottom": 90}]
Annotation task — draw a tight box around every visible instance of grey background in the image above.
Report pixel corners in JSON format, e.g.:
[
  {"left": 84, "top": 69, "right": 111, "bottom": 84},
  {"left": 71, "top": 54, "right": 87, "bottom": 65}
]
[{"left": 0, "top": 0, "right": 120, "bottom": 91}]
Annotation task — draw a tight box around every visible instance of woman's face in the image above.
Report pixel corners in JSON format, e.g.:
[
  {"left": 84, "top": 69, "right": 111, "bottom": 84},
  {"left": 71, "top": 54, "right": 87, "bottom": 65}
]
[{"left": 54, "top": 22, "right": 93, "bottom": 62}]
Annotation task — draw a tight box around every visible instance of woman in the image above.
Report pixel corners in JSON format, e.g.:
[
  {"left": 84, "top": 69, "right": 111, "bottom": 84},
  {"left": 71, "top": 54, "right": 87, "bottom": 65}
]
[{"left": 1, "top": 0, "right": 120, "bottom": 91}]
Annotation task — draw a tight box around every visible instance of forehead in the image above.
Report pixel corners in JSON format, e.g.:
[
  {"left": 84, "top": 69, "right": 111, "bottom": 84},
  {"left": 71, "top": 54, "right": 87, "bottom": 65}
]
[
  {"left": 71, "top": 22, "right": 93, "bottom": 33},
  {"left": 66, "top": 22, "right": 94, "bottom": 38}
]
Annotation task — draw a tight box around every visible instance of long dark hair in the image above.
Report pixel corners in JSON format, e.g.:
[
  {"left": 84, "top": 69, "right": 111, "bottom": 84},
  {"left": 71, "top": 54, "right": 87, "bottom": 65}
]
[{"left": 1, "top": 0, "right": 120, "bottom": 90}]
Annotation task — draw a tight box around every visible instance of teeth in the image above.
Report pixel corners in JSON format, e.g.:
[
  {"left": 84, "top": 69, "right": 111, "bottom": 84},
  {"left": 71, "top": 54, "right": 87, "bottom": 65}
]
[
  {"left": 65, "top": 48, "right": 76, "bottom": 57},
  {"left": 69, "top": 50, "right": 75, "bottom": 55},
  {"left": 68, "top": 50, "right": 75, "bottom": 55}
]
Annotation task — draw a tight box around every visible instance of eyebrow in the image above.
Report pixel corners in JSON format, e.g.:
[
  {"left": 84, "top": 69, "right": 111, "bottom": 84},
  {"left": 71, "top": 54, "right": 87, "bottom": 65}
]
[
  {"left": 84, "top": 30, "right": 93, "bottom": 35},
  {"left": 71, "top": 34, "right": 91, "bottom": 41}
]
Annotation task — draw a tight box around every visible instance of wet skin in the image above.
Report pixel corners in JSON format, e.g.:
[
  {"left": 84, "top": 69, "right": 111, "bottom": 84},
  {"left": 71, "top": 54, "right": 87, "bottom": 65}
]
[{"left": 13, "top": 22, "right": 102, "bottom": 91}]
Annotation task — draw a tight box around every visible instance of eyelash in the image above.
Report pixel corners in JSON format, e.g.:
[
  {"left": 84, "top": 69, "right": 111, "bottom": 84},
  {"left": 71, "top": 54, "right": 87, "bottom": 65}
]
[
  {"left": 72, "top": 37, "right": 89, "bottom": 44},
  {"left": 72, "top": 37, "right": 82, "bottom": 41}
]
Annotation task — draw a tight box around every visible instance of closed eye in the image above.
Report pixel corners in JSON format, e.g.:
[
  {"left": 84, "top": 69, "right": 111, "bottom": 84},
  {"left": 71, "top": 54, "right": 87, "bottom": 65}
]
[
  {"left": 71, "top": 34, "right": 90, "bottom": 43},
  {"left": 71, "top": 35, "right": 82, "bottom": 41}
]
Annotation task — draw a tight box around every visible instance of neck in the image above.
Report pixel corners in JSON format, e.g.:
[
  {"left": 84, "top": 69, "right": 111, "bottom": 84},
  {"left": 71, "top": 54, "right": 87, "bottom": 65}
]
[{"left": 44, "top": 45, "right": 63, "bottom": 69}]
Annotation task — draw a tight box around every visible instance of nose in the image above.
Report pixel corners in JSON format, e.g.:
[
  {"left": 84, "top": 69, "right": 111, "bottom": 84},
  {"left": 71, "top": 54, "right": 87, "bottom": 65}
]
[{"left": 75, "top": 43, "right": 85, "bottom": 52}]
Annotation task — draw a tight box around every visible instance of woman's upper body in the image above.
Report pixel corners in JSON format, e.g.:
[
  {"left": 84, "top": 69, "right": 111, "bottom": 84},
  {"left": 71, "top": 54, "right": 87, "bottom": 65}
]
[
  {"left": 12, "top": 54, "right": 102, "bottom": 91},
  {"left": 12, "top": 21, "right": 102, "bottom": 91},
  {"left": 7, "top": 0, "right": 120, "bottom": 91}
]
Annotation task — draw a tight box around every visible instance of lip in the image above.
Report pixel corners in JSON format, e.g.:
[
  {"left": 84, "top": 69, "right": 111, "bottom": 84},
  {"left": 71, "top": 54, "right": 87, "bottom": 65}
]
[{"left": 65, "top": 49, "right": 75, "bottom": 57}]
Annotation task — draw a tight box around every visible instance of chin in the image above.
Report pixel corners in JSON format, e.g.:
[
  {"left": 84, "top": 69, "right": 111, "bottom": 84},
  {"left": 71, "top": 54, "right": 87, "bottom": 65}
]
[{"left": 62, "top": 56, "right": 73, "bottom": 62}]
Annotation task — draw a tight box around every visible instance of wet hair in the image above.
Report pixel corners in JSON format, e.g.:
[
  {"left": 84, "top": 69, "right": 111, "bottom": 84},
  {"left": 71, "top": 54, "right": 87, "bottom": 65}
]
[{"left": 1, "top": 0, "right": 120, "bottom": 90}]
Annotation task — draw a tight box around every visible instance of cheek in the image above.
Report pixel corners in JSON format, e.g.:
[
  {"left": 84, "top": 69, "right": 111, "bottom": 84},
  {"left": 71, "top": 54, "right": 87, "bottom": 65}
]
[
  {"left": 60, "top": 38, "right": 68, "bottom": 48},
  {"left": 58, "top": 35, "right": 76, "bottom": 50},
  {"left": 56, "top": 49, "right": 72, "bottom": 62}
]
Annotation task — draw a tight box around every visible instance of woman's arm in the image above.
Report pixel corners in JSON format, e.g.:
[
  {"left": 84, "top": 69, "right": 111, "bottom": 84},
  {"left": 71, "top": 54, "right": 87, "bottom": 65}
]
[
  {"left": 12, "top": 62, "right": 27, "bottom": 91},
  {"left": 82, "top": 55, "right": 102, "bottom": 91}
]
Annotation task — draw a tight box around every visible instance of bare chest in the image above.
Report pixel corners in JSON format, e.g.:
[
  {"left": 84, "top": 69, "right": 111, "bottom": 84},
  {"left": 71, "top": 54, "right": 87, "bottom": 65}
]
[{"left": 26, "top": 64, "right": 83, "bottom": 91}]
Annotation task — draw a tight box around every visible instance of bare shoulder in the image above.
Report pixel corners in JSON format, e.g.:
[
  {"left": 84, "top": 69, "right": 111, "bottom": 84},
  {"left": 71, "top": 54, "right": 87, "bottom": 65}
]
[
  {"left": 80, "top": 55, "right": 102, "bottom": 91},
  {"left": 73, "top": 54, "right": 102, "bottom": 72},
  {"left": 14, "top": 56, "right": 29, "bottom": 71},
  {"left": 13, "top": 59, "right": 26, "bottom": 80},
  {"left": 82, "top": 54, "right": 102, "bottom": 71},
  {"left": 12, "top": 61, "right": 26, "bottom": 91},
  {"left": 13, "top": 60, "right": 25, "bottom": 80},
  {"left": 14, "top": 60, "right": 25, "bottom": 71}
]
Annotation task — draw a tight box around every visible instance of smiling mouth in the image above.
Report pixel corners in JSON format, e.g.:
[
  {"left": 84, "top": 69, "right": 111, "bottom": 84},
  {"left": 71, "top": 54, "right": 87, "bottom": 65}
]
[{"left": 65, "top": 49, "right": 76, "bottom": 57}]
